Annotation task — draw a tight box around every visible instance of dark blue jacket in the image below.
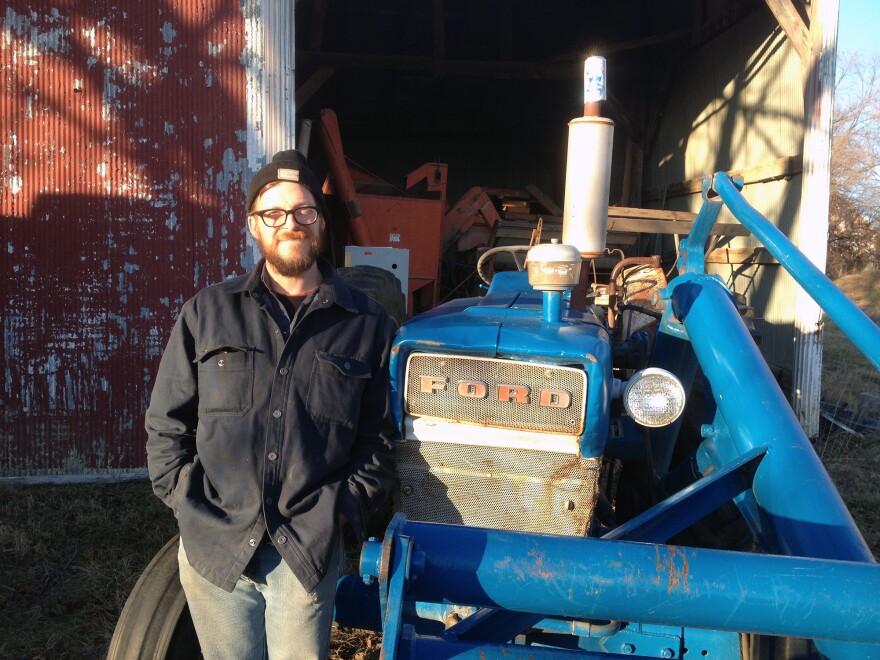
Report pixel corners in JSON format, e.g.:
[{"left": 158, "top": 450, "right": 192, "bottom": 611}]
[{"left": 146, "top": 259, "right": 396, "bottom": 593}]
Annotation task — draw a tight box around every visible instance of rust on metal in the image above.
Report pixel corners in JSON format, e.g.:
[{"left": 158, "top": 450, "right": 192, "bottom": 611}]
[{"left": 655, "top": 545, "right": 692, "bottom": 594}]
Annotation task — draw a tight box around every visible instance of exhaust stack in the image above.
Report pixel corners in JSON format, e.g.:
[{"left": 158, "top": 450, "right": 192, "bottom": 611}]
[{"left": 561, "top": 56, "right": 614, "bottom": 257}]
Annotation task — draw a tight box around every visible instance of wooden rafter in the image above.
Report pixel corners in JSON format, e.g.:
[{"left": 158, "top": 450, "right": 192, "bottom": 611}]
[{"left": 764, "top": 0, "right": 810, "bottom": 62}]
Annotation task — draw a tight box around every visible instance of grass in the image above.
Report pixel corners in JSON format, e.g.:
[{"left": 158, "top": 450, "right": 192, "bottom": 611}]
[
  {"left": 1, "top": 271, "right": 878, "bottom": 659},
  {"left": 816, "top": 270, "right": 880, "bottom": 555},
  {"left": 0, "top": 480, "right": 381, "bottom": 659},
  {"left": 0, "top": 481, "right": 177, "bottom": 659}
]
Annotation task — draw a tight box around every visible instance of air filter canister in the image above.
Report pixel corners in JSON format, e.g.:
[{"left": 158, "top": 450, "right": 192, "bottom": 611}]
[{"left": 561, "top": 116, "right": 614, "bottom": 256}]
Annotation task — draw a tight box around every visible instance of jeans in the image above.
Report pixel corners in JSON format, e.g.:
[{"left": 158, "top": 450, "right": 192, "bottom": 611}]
[{"left": 178, "top": 536, "right": 343, "bottom": 660}]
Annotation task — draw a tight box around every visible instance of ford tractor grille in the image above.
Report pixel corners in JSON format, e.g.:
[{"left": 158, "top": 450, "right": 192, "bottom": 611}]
[
  {"left": 396, "top": 440, "right": 601, "bottom": 535},
  {"left": 405, "top": 353, "right": 587, "bottom": 434}
]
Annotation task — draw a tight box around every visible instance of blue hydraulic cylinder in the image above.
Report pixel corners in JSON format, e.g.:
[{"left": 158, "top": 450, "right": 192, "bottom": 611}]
[
  {"left": 362, "top": 515, "right": 880, "bottom": 646},
  {"left": 711, "top": 172, "right": 880, "bottom": 371},
  {"left": 667, "top": 273, "right": 874, "bottom": 564}
]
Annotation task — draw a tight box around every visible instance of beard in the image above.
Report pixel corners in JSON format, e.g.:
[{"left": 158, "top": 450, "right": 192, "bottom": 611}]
[{"left": 258, "top": 229, "right": 323, "bottom": 277}]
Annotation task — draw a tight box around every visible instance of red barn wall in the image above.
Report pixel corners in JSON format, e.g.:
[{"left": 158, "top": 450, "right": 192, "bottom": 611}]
[{"left": 2, "top": 2, "right": 249, "bottom": 475}]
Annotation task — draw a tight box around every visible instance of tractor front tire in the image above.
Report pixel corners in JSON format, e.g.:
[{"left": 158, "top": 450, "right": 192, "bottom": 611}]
[
  {"left": 107, "top": 535, "right": 200, "bottom": 660},
  {"left": 336, "top": 265, "right": 407, "bottom": 329}
]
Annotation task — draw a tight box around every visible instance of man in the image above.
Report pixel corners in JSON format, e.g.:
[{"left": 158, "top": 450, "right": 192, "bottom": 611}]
[{"left": 146, "top": 149, "right": 397, "bottom": 659}]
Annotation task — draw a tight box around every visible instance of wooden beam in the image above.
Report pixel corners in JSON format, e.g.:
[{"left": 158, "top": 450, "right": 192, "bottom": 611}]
[
  {"left": 297, "top": 51, "right": 580, "bottom": 80},
  {"left": 504, "top": 207, "right": 700, "bottom": 224},
  {"left": 764, "top": 0, "right": 810, "bottom": 62},
  {"left": 296, "top": 67, "right": 336, "bottom": 107},
  {"left": 544, "top": 29, "right": 691, "bottom": 63},
  {"left": 525, "top": 185, "right": 562, "bottom": 215},
  {"left": 606, "top": 216, "right": 749, "bottom": 237},
  {"left": 610, "top": 207, "right": 698, "bottom": 222},
  {"left": 432, "top": 0, "right": 445, "bottom": 60},
  {"left": 502, "top": 207, "right": 749, "bottom": 237},
  {"left": 705, "top": 247, "right": 779, "bottom": 265},
  {"left": 495, "top": 225, "right": 639, "bottom": 248},
  {"left": 642, "top": 155, "right": 804, "bottom": 202},
  {"left": 482, "top": 187, "right": 530, "bottom": 198}
]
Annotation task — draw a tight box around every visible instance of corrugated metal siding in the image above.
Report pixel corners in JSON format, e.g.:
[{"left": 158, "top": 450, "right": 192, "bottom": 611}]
[
  {"left": 2, "top": 2, "right": 249, "bottom": 475},
  {"left": 645, "top": 9, "right": 806, "bottom": 371}
]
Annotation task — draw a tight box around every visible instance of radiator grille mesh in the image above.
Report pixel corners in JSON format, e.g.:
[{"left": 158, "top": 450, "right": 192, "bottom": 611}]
[
  {"left": 405, "top": 353, "right": 586, "bottom": 434},
  {"left": 396, "top": 440, "right": 601, "bottom": 535}
]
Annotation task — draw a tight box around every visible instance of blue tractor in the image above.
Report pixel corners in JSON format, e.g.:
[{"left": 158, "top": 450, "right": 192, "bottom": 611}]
[
  {"left": 330, "top": 171, "right": 880, "bottom": 659},
  {"left": 111, "top": 68, "right": 880, "bottom": 660}
]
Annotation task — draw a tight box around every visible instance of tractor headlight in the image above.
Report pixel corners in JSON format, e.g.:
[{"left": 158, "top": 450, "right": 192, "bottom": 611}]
[{"left": 623, "top": 368, "right": 686, "bottom": 427}]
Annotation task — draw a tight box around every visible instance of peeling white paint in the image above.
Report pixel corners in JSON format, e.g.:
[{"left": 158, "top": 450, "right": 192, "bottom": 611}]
[
  {"left": 81, "top": 26, "right": 96, "bottom": 50},
  {"left": 3, "top": 7, "right": 69, "bottom": 54},
  {"left": 116, "top": 59, "right": 159, "bottom": 87},
  {"left": 101, "top": 69, "right": 120, "bottom": 122},
  {"left": 3, "top": 3, "right": 256, "bottom": 476},
  {"left": 160, "top": 21, "right": 177, "bottom": 44},
  {"left": 241, "top": 3, "right": 267, "bottom": 171},
  {"left": 164, "top": 122, "right": 174, "bottom": 135},
  {"left": 215, "top": 147, "right": 247, "bottom": 194}
]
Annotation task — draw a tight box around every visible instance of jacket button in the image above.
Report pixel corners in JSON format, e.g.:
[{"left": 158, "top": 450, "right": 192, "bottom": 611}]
[
  {"left": 268, "top": 452, "right": 278, "bottom": 461},
  {"left": 272, "top": 410, "right": 282, "bottom": 418},
  {"left": 344, "top": 361, "right": 351, "bottom": 370},
  {"left": 217, "top": 359, "right": 225, "bottom": 367},
  {"left": 279, "top": 367, "right": 289, "bottom": 375},
  {"left": 265, "top": 496, "right": 273, "bottom": 505},
  {"left": 277, "top": 535, "right": 287, "bottom": 544},
  {"left": 248, "top": 538, "right": 257, "bottom": 547}
]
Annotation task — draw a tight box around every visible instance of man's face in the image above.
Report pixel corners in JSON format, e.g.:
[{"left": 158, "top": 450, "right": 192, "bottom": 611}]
[{"left": 248, "top": 181, "right": 325, "bottom": 278}]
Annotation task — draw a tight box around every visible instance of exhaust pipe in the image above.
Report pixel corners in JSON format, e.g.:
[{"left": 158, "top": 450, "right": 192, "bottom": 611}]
[{"left": 561, "top": 56, "right": 614, "bottom": 257}]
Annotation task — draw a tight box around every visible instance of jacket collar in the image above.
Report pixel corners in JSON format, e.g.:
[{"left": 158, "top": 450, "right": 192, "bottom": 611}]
[{"left": 234, "top": 258, "right": 360, "bottom": 314}]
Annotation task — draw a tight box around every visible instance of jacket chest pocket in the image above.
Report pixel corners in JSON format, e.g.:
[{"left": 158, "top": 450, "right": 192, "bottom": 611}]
[
  {"left": 195, "top": 346, "right": 254, "bottom": 416},
  {"left": 307, "top": 351, "right": 370, "bottom": 428}
]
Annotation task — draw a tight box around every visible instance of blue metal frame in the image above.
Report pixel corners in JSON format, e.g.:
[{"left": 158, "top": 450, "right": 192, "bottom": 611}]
[
  {"left": 364, "top": 514, "right": 880, "bottom": 655},
  {"left": 351, "top": 174, "right": 880, "bottom": 658},
  {"left": 691, "top": 173, "right": 880, "bottom": 371}
]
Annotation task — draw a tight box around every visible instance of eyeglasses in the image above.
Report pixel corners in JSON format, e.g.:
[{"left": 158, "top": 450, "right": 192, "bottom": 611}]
[{"left": 249, "top": 206, "right": 320, "bottom": 227}]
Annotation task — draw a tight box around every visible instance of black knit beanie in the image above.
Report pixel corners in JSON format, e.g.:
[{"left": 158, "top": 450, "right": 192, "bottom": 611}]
[{"left": 246, "top": 150, "right": 329, "bottom": 217}]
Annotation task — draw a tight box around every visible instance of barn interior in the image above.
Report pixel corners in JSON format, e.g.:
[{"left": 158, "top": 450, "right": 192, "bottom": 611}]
[
  {"left": 292, "top": 0, "right": 793, "bottom": 309},
  {"left": 295, "top": 0, "right": 776, "bottom": 199}
]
